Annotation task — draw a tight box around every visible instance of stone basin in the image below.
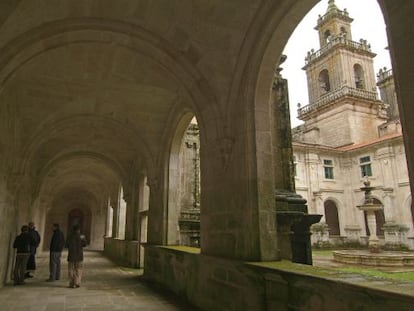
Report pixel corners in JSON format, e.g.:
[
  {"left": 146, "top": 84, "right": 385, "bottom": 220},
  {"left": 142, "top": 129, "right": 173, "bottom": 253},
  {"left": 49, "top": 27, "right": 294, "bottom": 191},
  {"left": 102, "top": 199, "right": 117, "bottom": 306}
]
[{"left": 333, "top": 250, "right": 414, "bottom": 267}]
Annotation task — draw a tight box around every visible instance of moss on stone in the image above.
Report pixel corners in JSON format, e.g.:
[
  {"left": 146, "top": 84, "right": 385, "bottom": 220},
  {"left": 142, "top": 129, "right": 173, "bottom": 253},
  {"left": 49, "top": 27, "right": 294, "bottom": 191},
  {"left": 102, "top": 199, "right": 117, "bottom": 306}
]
[{"left": 158, "top": 245, "right": 201, "bottom": 254}]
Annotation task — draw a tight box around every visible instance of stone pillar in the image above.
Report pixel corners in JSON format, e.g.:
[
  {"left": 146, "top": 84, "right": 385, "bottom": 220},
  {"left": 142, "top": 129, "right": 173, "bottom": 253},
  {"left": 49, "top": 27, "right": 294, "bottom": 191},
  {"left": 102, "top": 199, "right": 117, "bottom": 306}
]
[
  {"left": 111, "top": 194, "right": 119, "bottom": 239},
  {"left": 271, "top": 55, "right": 295, "bottom": 192},
  {"left": 199, "top": 130, "right": 278, "bottom": 261},
  {"left": 124, "top": 190, "right": 139, "bottom": 241},
  {"left": 105, "top": 199, "right": 113, "bottom": 237},
  {"left": 146, "top": 175, "right": 166, "bottom": 245},
  {"left": 272, "top": 56, "right": 321, "bottom": 264},
  {"left": 382, "top": 188, "right": 395, "bottom": 222}
]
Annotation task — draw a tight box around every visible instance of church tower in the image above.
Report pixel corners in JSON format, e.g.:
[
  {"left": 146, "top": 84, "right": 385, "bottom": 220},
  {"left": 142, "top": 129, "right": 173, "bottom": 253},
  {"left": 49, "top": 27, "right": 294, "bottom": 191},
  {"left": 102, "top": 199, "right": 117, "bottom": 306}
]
[{"left": 296, "top": 0, "right": 387, "bottom": 147}]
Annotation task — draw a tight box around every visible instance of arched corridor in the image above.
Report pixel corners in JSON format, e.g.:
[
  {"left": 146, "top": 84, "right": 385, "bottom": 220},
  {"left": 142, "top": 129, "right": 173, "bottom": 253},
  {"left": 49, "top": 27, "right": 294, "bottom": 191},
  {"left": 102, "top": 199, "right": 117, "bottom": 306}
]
[{"left": 0, "top": 250, "right": 198, "bottom": 310}]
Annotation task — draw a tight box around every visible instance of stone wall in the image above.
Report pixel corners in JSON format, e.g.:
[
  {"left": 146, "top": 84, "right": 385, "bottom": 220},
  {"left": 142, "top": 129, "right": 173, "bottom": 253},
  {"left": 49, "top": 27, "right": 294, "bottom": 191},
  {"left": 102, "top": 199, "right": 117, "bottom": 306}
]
[
  {"left": 144, "top": 245, "right": 414, "bottom": 311},
  {"left": 103, "top": 238, "right": 141, "bottom": 268},
  {"left": 0, "top": 176, "right": 16, "bottom": 287}
]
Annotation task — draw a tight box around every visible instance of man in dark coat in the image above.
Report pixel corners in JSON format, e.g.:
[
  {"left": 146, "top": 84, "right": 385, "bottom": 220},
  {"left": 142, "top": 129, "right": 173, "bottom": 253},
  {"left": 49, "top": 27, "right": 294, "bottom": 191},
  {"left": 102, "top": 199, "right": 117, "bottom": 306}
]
[
  {"left": 25, "top": 221, "right": 41, "bottom": 278},
  {"left": 66, "top": 225, "right": 87, "bottom": 288},
  {"left": 13, "top": 225, "right": 33, "bottom": 285},
  {"left": 47, "top": 223, "right": 65, "bottom": 281}
]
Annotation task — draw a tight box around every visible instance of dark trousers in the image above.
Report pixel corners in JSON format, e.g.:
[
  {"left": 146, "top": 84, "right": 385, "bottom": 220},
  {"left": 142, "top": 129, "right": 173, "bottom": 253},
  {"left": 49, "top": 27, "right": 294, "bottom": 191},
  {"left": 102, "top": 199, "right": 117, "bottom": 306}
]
[
  {"left": 14, "top": 253, "right": 30, "bottom": 284},
  {"left": 26, "top": 253, "right": 36, "bottom": 271},
  {"left": 49, "top": 252, "right": 62, "bottom": 280}
]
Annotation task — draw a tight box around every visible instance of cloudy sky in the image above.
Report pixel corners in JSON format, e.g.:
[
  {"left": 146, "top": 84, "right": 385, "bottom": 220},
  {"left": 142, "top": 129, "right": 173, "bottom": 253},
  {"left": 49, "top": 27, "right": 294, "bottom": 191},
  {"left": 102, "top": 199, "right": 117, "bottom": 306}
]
[{"left": 282, "top": 0, "right": 392, "bottom": 127}]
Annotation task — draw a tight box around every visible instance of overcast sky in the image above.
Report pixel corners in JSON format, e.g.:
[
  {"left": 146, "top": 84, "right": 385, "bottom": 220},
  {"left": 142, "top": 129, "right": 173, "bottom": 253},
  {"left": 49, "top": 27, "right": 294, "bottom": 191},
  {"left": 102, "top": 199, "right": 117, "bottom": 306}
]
[{"left": 282, "top": 0, "right": 392, "bottom": 127}]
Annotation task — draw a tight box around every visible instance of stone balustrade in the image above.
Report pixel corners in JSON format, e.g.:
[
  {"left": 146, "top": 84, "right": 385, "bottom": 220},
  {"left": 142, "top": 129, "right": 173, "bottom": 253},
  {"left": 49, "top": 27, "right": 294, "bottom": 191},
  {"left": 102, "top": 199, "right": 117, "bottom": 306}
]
[
  {"left": 298, "top": 85, "right": 378, "bottom": 117},
  {"left": 305, "top": 37, "right": 373, "bottom": 65}
]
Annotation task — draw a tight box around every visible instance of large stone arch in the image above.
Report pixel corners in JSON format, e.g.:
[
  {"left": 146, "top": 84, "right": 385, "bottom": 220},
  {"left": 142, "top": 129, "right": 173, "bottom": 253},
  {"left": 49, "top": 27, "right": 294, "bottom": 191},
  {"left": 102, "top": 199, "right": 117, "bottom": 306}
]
[
  {"left": 166, "top": 111, "right": 195, "bottom": 245},
  {"left": 0, "top": 18, "right": 220, "bottom": 143},
  {"left": 18, "top": 114, "right": 147, "bottom": 182},
  {"left": 0, "top": 19, "right": 227, "bottom": 252}
]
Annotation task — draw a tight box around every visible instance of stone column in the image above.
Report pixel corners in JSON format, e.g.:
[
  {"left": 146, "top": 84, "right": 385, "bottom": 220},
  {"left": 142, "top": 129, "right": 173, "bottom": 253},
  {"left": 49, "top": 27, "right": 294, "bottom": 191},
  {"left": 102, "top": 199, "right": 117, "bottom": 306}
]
[
  {"left": 124, "top": 190, "right": 138, "bottom": 241},
  {"left": 105, "top": 199, "right": 113, "bottom": 237},
  {"left": 111, "top": 194, "right": 119, "bottom": 239},
  {"left": 146, "top": 175, "right": 166, "bottom": 245},
  {"left": 271, "top": 56, "right": 295, "bottom": 192},
  {"left": 271, "top": 56, "right": 321, "bottom": 264},
  {"left": 382, "top": 188, "right": 395, "bottom": 222}
]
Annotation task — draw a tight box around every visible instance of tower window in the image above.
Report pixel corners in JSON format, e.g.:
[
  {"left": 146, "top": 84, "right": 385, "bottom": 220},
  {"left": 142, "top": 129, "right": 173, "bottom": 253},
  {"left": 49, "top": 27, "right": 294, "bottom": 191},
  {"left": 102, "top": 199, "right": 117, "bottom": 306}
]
[
  {"left": 324, "top": 30, "right": 332, "bottom": 43},
  {"left": 354, "top": 64, "right": 365, "bottom": 89},
  {"left": 360, "top": 156, "right": 372, "bottom": 177},
  {"left": 319, "top": 69, "right": 331, "bottom": 92},
  {"left": 323, "top": 159, "right": 334, "bottom": 179}
]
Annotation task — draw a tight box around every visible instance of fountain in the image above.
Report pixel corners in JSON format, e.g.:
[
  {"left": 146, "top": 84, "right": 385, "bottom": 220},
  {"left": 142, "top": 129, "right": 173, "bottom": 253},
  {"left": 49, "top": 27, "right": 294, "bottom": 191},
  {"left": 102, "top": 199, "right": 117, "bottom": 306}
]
[
  {"left": 356, "top": 178, "right": 383, "bottom": 253},
  {"left": 332, "top": 179, "right": 414, "bottom": 266}
]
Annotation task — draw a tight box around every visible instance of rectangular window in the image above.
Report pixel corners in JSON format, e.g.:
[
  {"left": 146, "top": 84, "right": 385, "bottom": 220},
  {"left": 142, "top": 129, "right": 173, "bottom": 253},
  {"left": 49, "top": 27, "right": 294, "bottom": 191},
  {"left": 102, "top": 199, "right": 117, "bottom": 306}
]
[
  {"left": 360, "top": 156, "right": 372, "bottom": 177},
  {"left": 323, "top": 159, "right": 334, "bottom": 179}
]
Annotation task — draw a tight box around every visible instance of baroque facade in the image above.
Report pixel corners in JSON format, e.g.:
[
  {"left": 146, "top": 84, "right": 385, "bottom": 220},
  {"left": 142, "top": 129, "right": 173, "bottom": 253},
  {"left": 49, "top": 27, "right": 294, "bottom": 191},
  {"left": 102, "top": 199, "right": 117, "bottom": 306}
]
[{"left": 291, "top": 1, "right": 413, "bottom": 249}]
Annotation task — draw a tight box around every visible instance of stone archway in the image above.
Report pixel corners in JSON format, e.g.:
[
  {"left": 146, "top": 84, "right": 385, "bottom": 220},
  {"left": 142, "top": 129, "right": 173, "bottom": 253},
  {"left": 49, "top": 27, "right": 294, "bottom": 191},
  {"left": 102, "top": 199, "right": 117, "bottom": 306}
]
[
  {"left": 324, "top": 200, "right": 340, "bottom": 236},
  {"left": 68, "top": 207, "right": 91, "bottom": 243}
]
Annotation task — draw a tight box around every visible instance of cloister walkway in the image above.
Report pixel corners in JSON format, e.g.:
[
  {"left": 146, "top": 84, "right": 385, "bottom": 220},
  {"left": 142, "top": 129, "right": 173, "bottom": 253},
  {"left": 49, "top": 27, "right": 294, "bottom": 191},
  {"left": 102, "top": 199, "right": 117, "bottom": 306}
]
[{"left": 0, "top": 250, "right": 198, "bottom": 311}]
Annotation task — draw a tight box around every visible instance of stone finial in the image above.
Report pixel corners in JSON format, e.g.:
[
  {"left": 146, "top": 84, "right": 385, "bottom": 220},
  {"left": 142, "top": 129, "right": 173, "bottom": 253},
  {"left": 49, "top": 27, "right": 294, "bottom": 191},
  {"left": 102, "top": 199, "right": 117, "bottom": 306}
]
[{"left": 327, "top": 0, "right": 338, "bottom": 13}]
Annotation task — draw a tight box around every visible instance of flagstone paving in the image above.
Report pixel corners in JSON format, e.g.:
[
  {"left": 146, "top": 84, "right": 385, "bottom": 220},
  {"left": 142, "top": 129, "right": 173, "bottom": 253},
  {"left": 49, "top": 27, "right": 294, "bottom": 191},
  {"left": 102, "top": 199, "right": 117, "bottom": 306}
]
[{"left": 0, "top": 250, "right": 198, "bottom": 311}]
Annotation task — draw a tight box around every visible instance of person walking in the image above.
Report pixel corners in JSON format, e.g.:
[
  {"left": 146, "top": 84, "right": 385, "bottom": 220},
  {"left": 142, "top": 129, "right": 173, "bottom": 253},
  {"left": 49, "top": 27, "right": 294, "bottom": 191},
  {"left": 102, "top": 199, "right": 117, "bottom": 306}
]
[
  {"left": 13, "top": 225, "right": 33, "bottom": 285},
  {"left": 25, "top": 221, "right": 41, "bottom": 278},
  {"left": 66, "top": 225, "right": 87, "bottom": 288},
  {"left": 47, "top": 223, "right": 65, "bottom": 282}
]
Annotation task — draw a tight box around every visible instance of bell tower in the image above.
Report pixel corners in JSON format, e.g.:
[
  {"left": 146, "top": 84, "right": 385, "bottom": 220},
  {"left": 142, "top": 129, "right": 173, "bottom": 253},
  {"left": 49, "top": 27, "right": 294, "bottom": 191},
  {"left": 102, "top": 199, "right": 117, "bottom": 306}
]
[{"left": 297, "top": 0, "right": 387, "bottom": 147}]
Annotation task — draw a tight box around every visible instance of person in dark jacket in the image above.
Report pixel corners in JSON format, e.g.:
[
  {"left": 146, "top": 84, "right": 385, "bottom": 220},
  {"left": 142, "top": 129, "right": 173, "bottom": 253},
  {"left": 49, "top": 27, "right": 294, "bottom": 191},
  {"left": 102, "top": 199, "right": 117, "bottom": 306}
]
[
  {"left": 47, "top": 223, "right": 65, "bottom": 282},
  {"left": 25, "top": 221, "right": 41, "bottom": 278},
  {"left": 13, "top": 225, "right": 33, "bottom": 285},
  {"left": 66, "top": 225, "right": 87, "bottom": 288}
]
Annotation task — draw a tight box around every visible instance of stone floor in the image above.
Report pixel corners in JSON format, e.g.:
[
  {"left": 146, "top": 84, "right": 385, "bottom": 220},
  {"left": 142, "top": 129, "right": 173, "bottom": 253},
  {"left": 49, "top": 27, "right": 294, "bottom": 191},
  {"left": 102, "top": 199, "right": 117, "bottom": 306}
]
[{"left": 0, "top": 250, "right": 199, "bottom": 311}]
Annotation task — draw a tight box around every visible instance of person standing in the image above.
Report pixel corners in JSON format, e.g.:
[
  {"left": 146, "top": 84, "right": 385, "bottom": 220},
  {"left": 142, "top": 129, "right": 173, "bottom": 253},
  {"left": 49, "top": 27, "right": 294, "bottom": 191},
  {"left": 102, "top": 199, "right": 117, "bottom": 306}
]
[
  {"left": 13, "top": 225, "right": 32, "bottom": 285},
  {"left": 25, "top": 221, "right": 41, "bottom": 278},
  {"left": 47, "top": 223, "right": 65, "bottom": 282},
  {"left": 66, "top": 225, "right": 87, "bottom": 288}
]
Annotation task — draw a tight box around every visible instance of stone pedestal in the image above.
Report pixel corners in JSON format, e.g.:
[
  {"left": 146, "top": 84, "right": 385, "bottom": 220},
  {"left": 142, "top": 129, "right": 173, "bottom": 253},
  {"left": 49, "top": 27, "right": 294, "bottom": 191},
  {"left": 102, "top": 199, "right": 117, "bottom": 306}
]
[
  {"left": 311, "top": 222, "right": 330, "bottom": 247},
  {"left": 344, "top": 225, "right": 362, "bottom": 245},
  {"left": 275, "top": 189, "right": 321, "bottom": 264},
  {"left": 365, "top": 209, "right": 381, "bottom": 252},
  {"left": 383, "top": 222, "right": 409, "bottom": 250},
  {"left": 356, "top": 179, "right": 383, "bottom": 253},
  {"left": 291, "top": 214, "right": 322, "bottom": 264}
]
